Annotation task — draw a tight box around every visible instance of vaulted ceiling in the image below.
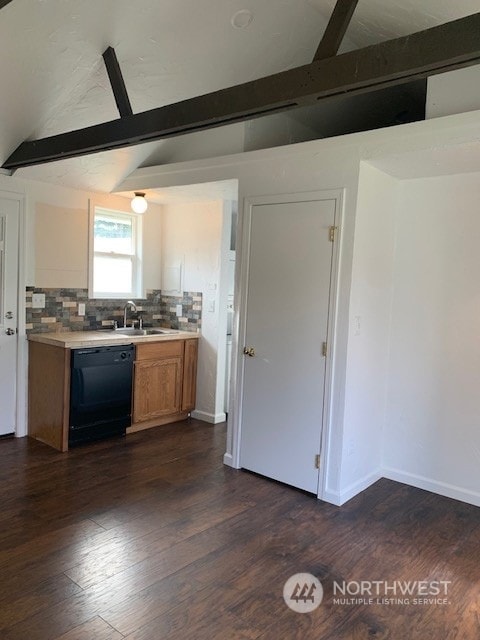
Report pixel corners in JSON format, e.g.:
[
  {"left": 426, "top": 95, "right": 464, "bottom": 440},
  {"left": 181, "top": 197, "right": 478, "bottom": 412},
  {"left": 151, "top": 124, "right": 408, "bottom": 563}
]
[{"left": 1, "top": 0, "right": 478, "bottom": 192}]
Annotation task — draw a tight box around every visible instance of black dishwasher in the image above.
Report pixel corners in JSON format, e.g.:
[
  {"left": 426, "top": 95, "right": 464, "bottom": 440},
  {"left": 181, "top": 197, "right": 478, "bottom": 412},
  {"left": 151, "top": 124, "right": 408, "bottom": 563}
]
[{"left": 69, "top": 344, "right": 134, "bottom": 446}]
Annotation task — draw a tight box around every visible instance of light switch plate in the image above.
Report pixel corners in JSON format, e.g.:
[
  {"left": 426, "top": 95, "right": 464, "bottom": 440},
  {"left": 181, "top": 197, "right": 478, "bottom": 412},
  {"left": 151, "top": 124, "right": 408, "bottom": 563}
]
[
  {"left": 176, "top": 304, "right": 183, "bottom": 317},
  {"left": 78, "top": 303, "right": 85, "bottom": 316},
  {"left": 32, "top": 293, "right": 45, "bottom": 309}
]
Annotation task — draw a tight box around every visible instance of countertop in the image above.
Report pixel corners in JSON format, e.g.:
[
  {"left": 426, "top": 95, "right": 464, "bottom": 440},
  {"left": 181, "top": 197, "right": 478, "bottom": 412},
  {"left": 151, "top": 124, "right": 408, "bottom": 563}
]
[{"left": 28, "top": 329, "right": 200, "bottom": 349}]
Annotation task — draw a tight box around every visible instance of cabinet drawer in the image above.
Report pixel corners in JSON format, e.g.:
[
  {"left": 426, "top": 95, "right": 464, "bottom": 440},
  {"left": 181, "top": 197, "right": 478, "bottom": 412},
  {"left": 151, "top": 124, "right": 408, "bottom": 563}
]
[{"left": 135, "top": 340, "right": 184, "bottom": 361}]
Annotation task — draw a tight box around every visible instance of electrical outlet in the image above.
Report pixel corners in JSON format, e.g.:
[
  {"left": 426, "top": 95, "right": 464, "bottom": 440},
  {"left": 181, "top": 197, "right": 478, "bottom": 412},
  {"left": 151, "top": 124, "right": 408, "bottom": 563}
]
[
  {"left": 176, "top": 304, "right": 182, "bottom": 317},
  {"left": 78, "top": 303, "right": 85, "bottom": 316},
  {"left": 32, "top": 293, "right": 45, "bottom": 309}
]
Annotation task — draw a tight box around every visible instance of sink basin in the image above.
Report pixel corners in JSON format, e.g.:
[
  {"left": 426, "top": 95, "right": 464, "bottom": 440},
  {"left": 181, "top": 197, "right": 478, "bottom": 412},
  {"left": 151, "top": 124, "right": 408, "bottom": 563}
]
[
  {"left": 113, "top": 328, "right": 145, "bottom": 336},
  {"left": 109, "top": 327, "right": 178, "bottom": 336},
  {"left": 144, "top": 328, "right": 178, "bottom": 335}
]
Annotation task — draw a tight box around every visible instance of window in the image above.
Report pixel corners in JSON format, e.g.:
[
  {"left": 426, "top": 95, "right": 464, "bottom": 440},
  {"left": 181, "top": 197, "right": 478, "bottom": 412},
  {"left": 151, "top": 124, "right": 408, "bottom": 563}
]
[{"left": 89, "top": 206, "right": 143, "bottom": 299}]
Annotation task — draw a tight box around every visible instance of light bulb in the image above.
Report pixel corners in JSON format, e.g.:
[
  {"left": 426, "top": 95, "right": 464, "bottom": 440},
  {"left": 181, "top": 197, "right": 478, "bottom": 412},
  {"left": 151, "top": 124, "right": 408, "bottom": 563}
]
[{"left": 131, "top": 192, "right": 148, "bottom": 214}]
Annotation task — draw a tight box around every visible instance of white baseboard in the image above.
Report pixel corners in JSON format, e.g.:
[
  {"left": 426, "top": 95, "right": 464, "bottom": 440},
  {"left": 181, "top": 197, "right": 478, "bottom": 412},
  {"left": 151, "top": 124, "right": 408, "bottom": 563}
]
[
  {"left": 324, "top": 468, "right": 480, "bottom": 509},
  {"left": 322, "top": 470, "right": 383, "bottom": 506},
  {"left": 191, "top": 410, "right": 227, "bottom": 424},
  {"left": 383, "top": 467, "right": 480, "bottom": 508},
  {"left": 322, "top": 489, "right": 343, "bottom": 506},
  {"left": 223, "top": 452, "right": 234, "bottom": 467}
]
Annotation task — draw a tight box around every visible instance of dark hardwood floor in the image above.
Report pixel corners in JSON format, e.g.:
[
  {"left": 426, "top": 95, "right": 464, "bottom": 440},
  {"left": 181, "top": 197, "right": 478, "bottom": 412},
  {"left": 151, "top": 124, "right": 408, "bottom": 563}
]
[{"left": 0, "top": 419, "right": 478, "bottom": 639}]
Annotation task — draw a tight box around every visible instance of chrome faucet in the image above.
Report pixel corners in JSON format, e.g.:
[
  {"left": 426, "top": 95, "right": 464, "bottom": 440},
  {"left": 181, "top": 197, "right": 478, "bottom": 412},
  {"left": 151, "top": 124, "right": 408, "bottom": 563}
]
[{"left": 123, "top": 300, "right": 137, "bottom": 328}]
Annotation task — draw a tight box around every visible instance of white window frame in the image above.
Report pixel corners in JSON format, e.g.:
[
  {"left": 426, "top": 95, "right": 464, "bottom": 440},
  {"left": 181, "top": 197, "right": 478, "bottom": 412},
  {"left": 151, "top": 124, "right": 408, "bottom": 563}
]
[{"left": 88, "top": 204, "right": 144, "bottom": 299}]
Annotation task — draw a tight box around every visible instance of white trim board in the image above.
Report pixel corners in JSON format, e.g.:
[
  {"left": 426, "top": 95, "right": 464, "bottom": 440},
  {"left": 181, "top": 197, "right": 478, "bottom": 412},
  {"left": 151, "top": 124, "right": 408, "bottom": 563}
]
[
  {"left": 191, "top": 410, "right": 226, "bottom": 424},
  {"left": 383, "top": 467, "right": 480, "bottom": 509},
  {"left": 323, "top": 470, "right": 383, "bottom": 507},
  {"left": 330, "top": 469, "right": 480, "bottom": 508},
  {"left": 322, "top": 468, "right": 480, "bottom": 509},
  {"left": 223, "top": 452, "right": 234, "bottom": 467}
]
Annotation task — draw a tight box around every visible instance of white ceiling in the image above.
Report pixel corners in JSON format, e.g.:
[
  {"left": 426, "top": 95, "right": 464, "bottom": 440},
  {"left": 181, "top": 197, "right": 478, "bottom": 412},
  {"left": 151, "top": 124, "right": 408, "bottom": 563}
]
[
  {"left": 1, "top": 0, "right": 479, "bottom": 193},
  {"left": 307, "top": 0, "right": 480, "bottom": 47},
  {"left": 117, "top": 180, "right": 239, "bottom": 206}
]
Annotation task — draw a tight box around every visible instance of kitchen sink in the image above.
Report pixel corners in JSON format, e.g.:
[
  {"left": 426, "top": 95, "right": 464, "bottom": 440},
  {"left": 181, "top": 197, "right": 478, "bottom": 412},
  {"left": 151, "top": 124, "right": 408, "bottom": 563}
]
[
  {"left": 110, "top": 327, "right": 178, "bottom": 336},
  {"left": 144, "top": 328, "right": 178, "bottom": 335}
]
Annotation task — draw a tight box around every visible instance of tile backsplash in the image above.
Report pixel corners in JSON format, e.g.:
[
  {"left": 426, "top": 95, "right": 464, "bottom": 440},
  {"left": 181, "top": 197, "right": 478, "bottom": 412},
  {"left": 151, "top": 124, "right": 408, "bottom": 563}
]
[{"left": 26, "top": 288, "right": 202, "bottom": 334}]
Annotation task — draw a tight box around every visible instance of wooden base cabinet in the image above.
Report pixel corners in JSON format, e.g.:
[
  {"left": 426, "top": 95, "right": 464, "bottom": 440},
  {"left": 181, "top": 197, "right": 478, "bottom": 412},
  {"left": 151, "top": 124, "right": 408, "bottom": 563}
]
[
  {"left": 28, "top": 341, "right": 70, "bottom": 452},
  {"left": 129, "top": 338, "right": 198, "bottom": 432},
  {"left": 28, "top": 337, "right": 199, "bottom": 449}
]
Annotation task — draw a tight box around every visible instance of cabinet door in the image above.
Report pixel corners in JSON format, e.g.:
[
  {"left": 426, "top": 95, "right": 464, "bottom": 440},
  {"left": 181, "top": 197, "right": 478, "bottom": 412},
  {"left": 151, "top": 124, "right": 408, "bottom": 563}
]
[
  {"left": 182, "top": 339, "right": 198, "bottom": 412},
  {"left": 133, "top": 356, "right": 183, "bottom": 423}
]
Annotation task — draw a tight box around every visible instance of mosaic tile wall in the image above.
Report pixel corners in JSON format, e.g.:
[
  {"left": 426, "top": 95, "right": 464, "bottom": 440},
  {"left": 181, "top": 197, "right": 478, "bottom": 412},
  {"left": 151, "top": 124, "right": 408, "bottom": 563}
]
[
  {"left": 26, "top": 288, "right": 202, "bottom": 334},
  {"left": 159, "top": 293, "right": 202, "bottom": 330}
]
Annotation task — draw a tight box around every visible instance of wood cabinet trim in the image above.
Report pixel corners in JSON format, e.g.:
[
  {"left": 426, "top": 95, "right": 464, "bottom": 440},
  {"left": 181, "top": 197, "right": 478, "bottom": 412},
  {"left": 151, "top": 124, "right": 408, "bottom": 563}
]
[
  {"left": 28, "top": 342, "right": 70, "bottom": 452},
  {"left": 135, "top": 340, "right": 183, "bottom": 361},
  {"left": 182, "top": 339, "right": 198, "bottom": 412}
]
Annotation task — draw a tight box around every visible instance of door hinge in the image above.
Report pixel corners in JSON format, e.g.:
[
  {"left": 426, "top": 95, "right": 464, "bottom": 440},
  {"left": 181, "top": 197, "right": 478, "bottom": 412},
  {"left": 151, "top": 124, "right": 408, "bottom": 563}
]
[
  {"left": 329, "top": 226, "right": 337, "bottom": 242},
  {"left": 315, "top": 454, "right": 321, "bottom": 469},
  {"left": 322, "top": 341, "right": 327, "bottom": 357}
]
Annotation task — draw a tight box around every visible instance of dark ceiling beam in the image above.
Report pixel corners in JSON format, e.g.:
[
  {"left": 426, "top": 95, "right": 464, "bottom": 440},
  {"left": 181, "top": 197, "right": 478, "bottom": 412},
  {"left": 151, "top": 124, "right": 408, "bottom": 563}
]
[
  {"left": 4, "top": 13, "right": 480, "bottom": 171},
  {"left": 0, "top": 0, "right": 15, "bottom": 9},
  {"left": 102, "top": 46, "right": 133, "bottom": 118},
  {"left": 314, "top": 0, "right": 359, "bottom": 60}
]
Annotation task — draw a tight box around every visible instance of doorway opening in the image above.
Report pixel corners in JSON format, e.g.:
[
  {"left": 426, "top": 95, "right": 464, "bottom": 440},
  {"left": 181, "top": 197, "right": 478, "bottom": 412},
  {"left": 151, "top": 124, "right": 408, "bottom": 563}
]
[{"left": 126, "top": 179, "right": 239, "bottom": 425}]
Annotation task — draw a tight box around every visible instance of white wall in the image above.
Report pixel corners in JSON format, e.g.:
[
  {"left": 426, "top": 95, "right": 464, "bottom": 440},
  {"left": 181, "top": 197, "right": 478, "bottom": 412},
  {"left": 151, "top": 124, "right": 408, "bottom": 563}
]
[
  {"left": 32, "top": 185, "right": 162, "bottom": 291},
  {"left": 336, "top": 163, "right": 399, "bottom": 504},
  {"left": 383, "top": 171, "right": 480, "bottom": 507},
  {"left": 427, "top": 64, "right": 480, "bottom": 119},
  {"left": 161, "top": 199, "right": 228, "bottom": 423},
  {"left": 0, "top": 175, "right": 163, "bottom": 289}
]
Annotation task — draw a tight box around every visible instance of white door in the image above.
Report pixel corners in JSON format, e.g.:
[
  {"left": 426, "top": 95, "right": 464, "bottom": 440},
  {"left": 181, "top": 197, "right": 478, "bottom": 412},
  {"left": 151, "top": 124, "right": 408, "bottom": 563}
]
[
  {"left": 240, "top": 197, "right": 335, "bottom": 493},
  {"left": 0, "top": 198, "right": 19, "bottom": 436}
]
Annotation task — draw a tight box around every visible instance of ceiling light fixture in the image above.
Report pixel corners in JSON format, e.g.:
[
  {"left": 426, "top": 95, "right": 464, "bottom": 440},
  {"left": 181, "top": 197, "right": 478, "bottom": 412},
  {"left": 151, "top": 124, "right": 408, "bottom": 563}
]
[{"left": 131, "top": 192, "right": 148, "bottom": 214}]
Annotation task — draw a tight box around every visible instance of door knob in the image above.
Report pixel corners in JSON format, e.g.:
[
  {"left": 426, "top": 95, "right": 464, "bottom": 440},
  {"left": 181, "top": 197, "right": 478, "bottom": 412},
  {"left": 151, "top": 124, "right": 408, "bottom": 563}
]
[
  {"left": 5, "top": 328, "right": 15, "bottom": 336},
  {"left": 243, "top": 346, "right": 255, "bottom": 357},
  {"left": 5, "top": 311, "right": 13, "bottom": 319}
]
